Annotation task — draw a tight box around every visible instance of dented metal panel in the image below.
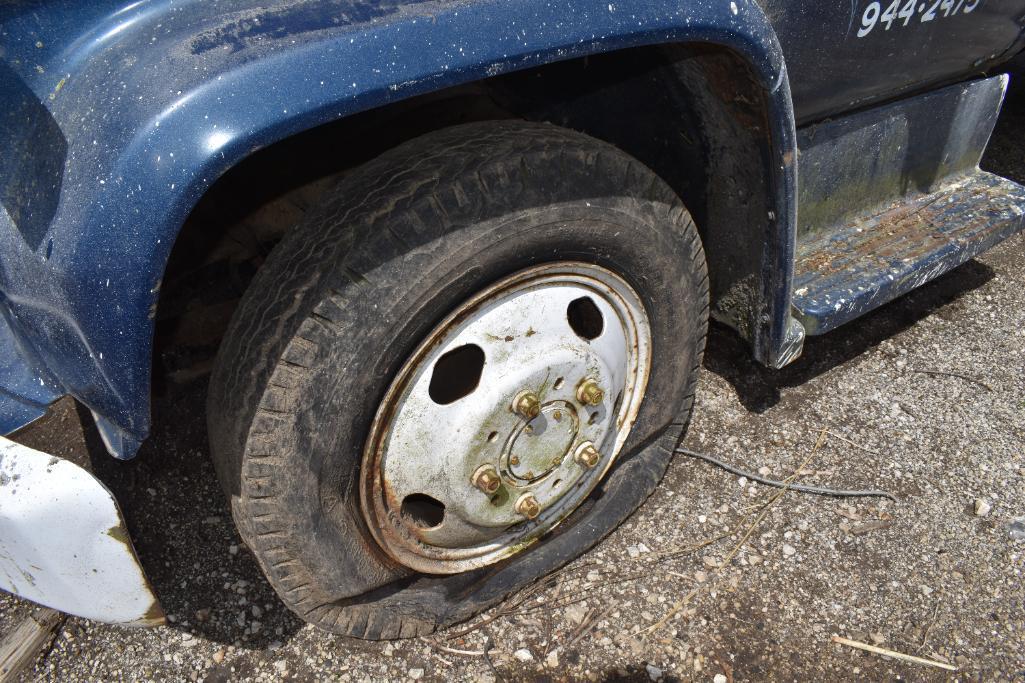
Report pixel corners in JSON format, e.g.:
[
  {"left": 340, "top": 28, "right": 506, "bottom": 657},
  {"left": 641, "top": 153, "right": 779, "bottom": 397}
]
[{"left": 0, "top": 436, "right": 164, "bottom": 626}]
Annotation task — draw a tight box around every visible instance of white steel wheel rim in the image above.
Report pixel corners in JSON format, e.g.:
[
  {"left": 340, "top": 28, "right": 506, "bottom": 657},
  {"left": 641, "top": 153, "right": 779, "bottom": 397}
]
[{"left": 360, "top": 262, "right": 652, "bottom": 574}]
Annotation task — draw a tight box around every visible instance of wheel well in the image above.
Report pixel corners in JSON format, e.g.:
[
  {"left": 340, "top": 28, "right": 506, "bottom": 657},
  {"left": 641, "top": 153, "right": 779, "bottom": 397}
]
[{"left": 155, "top": 43, "right": 775, "bottom": 388}]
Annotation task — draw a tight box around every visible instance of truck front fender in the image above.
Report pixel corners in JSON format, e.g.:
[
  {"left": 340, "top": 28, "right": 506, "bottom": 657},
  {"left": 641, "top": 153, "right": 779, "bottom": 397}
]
[{"left": 0, "top": 0, "right": 797, "bottom": 457}]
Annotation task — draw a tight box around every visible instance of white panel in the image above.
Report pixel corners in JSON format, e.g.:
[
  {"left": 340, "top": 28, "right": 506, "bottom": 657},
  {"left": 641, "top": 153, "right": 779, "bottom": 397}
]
[{"left": 0, "top": 437, "right": 164, "bottom": 625}]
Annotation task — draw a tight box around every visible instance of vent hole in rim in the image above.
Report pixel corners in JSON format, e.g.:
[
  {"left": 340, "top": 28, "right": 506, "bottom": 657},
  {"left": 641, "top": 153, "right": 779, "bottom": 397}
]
[
  {"left": 428, "top": 344, "right": 485, "bottom": 404},
  {"left": 401, "top": 494, "right": 446, "bottom": 529},
  {"left": 567, "top": 297, "right": 604, "bottom": 340}
]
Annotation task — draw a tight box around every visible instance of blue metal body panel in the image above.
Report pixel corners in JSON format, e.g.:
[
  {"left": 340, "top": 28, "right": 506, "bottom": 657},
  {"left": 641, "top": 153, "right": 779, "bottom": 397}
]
[
  {"left": 764, "top": 0, "right": 1025, "bottom": 125},
  {"left": 0, "top": 0, "right": 797, "bottom": 456},
  {"left": 0, "top": 313, "right": 61, "bottom": 433}
]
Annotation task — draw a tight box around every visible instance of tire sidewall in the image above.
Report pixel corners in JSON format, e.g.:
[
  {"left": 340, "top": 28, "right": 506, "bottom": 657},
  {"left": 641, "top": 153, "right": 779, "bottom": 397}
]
[{"left": 252, "top": 196, "right": 702, "bottom": 610}]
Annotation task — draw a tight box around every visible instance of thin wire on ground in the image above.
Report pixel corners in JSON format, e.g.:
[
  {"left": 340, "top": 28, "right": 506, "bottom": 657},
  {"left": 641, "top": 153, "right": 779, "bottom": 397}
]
[{"left": 675, "top": 447, "right": 898, "bottom": 502}]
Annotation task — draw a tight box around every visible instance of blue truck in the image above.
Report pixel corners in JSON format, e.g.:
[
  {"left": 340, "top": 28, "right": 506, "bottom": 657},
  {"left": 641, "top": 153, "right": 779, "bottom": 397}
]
[{"left": 1, "top": 0, "right": 1023, "bottom": 638}]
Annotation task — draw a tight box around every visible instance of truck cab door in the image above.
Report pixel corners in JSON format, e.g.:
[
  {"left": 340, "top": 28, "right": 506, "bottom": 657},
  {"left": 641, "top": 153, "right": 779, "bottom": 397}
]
[{"left": 759, "top": 0, "right": 1025, "bottom": 122}]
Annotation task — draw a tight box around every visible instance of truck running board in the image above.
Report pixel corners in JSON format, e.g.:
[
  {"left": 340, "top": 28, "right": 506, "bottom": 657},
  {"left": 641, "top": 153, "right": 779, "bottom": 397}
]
[
  {"left": 791, "top": 75, "right": 1025, "bottom": 336},
  {"left": 793, "top": 172, "right": 1025, "bottom": 334}
]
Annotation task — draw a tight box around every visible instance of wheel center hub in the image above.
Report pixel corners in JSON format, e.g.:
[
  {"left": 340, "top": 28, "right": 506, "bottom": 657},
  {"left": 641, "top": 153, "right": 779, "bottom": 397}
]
[{"left": 503, "top": 401, "right": 579, "bottom": 484}]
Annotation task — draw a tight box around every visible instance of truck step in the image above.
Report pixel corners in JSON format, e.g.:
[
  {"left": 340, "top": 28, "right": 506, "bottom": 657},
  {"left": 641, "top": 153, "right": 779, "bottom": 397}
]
[{"left": 792, "top": 171, "right": 1025, "bottom": 335}]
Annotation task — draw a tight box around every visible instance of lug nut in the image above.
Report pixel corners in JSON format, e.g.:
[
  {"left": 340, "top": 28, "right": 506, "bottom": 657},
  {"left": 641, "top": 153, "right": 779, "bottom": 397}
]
[
  {"left": 471, "top": 465, "right": 502, "bottom": 495},
  {"left": 512, "top": 390, "right": 541, "bottom": 419},
  {"left": 576, "top": 378, "right": 604, "bottom": 406},
  {"left": 574, "top": 441, "right": 601, "bottom": 468},
  {"left": 515, "top": 493, "right": 541, "bottom": 520}
]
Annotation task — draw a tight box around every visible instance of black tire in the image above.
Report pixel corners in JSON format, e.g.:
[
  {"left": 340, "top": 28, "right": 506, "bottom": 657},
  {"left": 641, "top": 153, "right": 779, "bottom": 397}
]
[{"left": 207, "top": 120, "right": 708, "bottom": 639}]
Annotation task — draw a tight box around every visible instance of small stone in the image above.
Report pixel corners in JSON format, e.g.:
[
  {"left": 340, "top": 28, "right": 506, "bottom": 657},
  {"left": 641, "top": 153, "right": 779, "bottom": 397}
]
[
  {"left": 513, "top": 648, "right": 534, "bottom": 662},
  {"left": 921, "top": 585, "right": 933, "bottom": 596},
  {"left": 757, "top": 466, "right": 771, "bottom": 476},
  {"left": 229, "top": 544, "right": 239, "bottom": 556},
  {"left": 738, "top": 476, "right": 748, "bottom": 487},
  {"left": 645, "top": 663, "right": 663, "bottom": 680},
  {"left": 272, "top": 660, "right": 287, "bottom": 674},
  {"left": 252, "top": 605, "right": 263, "bottom": 618},
  {"left": 698, "top": 515, "right": 707, "bottom": 524},
  {"left": 636, "top": 543, "right": 651, "bottom": 554},
  {"left": 782, "top": 544, "right": 797, "bottom": 557},
  {"left": 1010, "top": 517, "right": 1025, "bottom": 541},
  {"left": 546, "top": 650, "right": 560, "bottom": 668},
  {"left": 974, "top": 499, "right": 992, "bottom": 516},
  {"left": 627, "top": 545, "right": 640, "bottom": 558},
  {"left": 748, "top": 553, "right": 763, "bottom": 565},
  {"left": 212, "top": 650, "right": 225, "bottom": 664},
  {"left": 250, "top": 620, "right": 262, "bottom": 634},
  {"left": 625, "top": 637, "right": 645, "bottom": 656},
  {"left": 869, "top": 632, "right": 886, "bottom": 645},
  {"left": 408, "top": 668, "right": 424, "bottom": 680},
  {"left": 702, "top": 556, "right": 719, "bottom": 569},
  {"left": 694, "top": 570, "right": 708, "bottom": 583},
  {"left": 714, "top": 675, "right": 728, "bottom": 683},
  {"left": 195, "top": 608, "right": 211, "bottom": 623},
  {"left": 565, "top": 603, "right": 588, "bottom": 625}
]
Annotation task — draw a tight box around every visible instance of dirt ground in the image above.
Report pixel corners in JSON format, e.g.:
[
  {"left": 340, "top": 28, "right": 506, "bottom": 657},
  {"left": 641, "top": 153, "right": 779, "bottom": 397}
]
[{"left": 2, "top": 79, "right": 1024, "bottom": 682}]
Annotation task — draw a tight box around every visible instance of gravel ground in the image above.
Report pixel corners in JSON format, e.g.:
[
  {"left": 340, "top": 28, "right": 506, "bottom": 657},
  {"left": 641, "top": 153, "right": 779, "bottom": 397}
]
[{"left": 2, "top": 78, "right": 1024, "bottom": 682}]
